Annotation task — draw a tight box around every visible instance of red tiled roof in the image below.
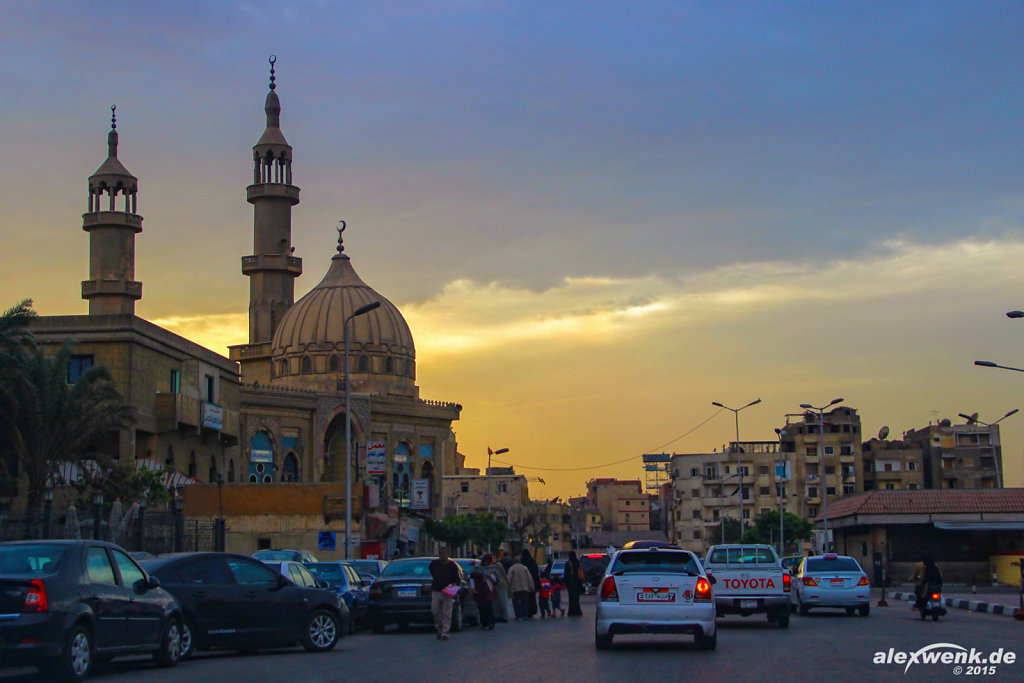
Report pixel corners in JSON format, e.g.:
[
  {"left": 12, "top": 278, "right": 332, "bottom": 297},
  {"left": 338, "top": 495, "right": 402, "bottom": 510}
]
[{"left": 824, "top": 489, "right": 1024, "bottom": 520}]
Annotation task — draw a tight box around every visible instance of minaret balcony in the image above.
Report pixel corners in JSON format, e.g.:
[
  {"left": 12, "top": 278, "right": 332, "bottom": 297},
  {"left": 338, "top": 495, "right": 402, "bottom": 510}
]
[
  {"left": 82, "top": 211, "right": 143, "bottom": 232},
  {"left": 81, "top": 279, "right": 142, "bottom": 299},
  {"left": 246, "top": 183, "right": 300, "bottom": 205},
  {"left": 241, "top": 254, "right": 302, "bottom": 276}
]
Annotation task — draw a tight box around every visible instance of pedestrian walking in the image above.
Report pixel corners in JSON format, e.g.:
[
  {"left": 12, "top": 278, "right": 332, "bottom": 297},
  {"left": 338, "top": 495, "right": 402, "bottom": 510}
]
[
  {"left": 565, "top": 551, "right": 584, "bottom": 617},
  {"left": 485, "top": 553, "right": 512, "bottom": 622},
  {"left": 521, "top": 549, "right": 541, "bottom": 617},
  {"left": 429, "top": 546, "right": 462, "bottom": 640},
  {"left": 550, "top": 573, "right": 565, "bottom": 616},
  {"left": 470, "top": 556, "right": 497, "bottom": 630},
  {"left": 539, "top": 573, "right": 552, "bottom": 618},
  {"left": 507, "top": 555, "right": 535, "bottom": 620}
]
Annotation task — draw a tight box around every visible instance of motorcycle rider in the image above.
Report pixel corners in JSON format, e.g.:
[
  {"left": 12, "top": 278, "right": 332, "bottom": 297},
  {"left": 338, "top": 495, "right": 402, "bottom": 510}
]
[{"left": 909, "top": 554, "right": 943, "bottom": 611}]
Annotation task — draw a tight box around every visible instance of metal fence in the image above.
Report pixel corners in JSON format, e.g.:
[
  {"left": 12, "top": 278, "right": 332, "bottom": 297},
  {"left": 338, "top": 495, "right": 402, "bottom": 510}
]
[{"left": 0, "top": 510, "right": 216, "bottom": 555}]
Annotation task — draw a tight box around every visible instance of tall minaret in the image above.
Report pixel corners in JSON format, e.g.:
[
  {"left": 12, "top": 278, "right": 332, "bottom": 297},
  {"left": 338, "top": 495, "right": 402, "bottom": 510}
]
[
  {"left": 243, "top": 55, "right": 302, "bottom": 344},
  {"left": 82, "top": 106, "right": 143, "bottom": 315}
]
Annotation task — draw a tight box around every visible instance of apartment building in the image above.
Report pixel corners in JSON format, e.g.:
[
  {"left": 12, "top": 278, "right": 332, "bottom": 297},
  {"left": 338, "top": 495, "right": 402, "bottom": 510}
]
[
  {"left": 860, "top": 438, "right": 925, "bottom": 491},
  {"left": 904, "top": 420, "right": 1004, "bottom": 489},
  {"left": 586, "top": 478, "right": 650, "bottom": 531}
]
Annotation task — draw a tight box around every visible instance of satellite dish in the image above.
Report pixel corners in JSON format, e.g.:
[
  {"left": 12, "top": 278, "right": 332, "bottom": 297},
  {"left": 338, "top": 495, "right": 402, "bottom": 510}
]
[{"left": 878, "top": 426, "right": 889, "bottom": 440}]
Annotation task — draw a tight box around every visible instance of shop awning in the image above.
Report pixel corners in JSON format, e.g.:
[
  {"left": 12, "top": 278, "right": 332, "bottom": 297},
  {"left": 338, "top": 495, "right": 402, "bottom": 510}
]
[{"left": 933, "top": 521, "right": 1024, "bottom": 531}]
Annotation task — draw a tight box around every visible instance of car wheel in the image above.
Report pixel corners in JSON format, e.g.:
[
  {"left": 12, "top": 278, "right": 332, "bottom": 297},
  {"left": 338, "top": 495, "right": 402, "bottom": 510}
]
[
  {"left": 45, "top": 624, "right": 92, "bottom": 682},
  {"left": 797, "top": 596, "right": 809, "bottom": 616},
  {"left": 451, "top": 601, "right": 463, "bottom": 632},
  {"left": 931, "top": 613, "right": 939, "bottom": 622},
  {"left": 858, "top": 605, "right": 870, "bottom": 617},
  {"left": 371, "top": 616, "right": 386, "bottom": 634},
  {"left": 397, "top": 618, "right": 410, "bottom": 632},
  {"left": 302, "top": 609, "right": 340, "bottom": 652},
  {"left": 777, "top": 613, "right": 790, "bottom": 628},
  {"left": 178, "top": 616, "right": 197, "bottom": 659},
  {"left": 152, "top": 617, "right": 181, "bottom": 668},
  {"left": 595, "top": 632, "right": 613, "bottom": 650},
  {"left": 696, "top": 630, "right": 717, "bottom": 651},
  {"left": 845, "top": 607, "right": 855, "bottom": 616}
]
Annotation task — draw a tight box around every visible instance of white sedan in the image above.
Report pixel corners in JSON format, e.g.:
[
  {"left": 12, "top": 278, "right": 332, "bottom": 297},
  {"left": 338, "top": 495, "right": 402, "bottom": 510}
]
[
  {"left": 791, "top": 553, "right": 871, "bottom": 616},
  {"left": 595, "top": 548, "right": 717, "bottom": 650}
]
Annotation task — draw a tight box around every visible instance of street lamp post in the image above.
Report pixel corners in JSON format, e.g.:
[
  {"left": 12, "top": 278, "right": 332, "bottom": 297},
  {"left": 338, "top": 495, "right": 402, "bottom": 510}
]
[
  {"left": 43, "top": 484, "right": 54, "bottom": 539},
  {"left": 486, "top": 447, "right": 510, "bottom": 515},
  {"left": 774, "top": 428, "right": 787, "bottom": 557},
  {"left": 92, "top": 490, "right": 104, "bottom": 541},
  {"left": 799, "top": 398, "right": 844, "bottom": 553},
  {"left": 712, "top": 399, "right": 761, "bottom": 533},
  {"left": 136, "top": 490, "right": 148, "bottom": 552},
  {"left": 958, "top": 409, "right": 1019, "bottom": 488},
  {"left": 344, "top": 301, "right": 381, "bottom": 561}
]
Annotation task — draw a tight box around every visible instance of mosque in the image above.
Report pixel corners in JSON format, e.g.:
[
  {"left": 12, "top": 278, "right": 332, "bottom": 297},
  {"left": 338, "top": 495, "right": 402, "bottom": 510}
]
[{"left": 18, "top": 60, "right": 464, "bottom": 558}]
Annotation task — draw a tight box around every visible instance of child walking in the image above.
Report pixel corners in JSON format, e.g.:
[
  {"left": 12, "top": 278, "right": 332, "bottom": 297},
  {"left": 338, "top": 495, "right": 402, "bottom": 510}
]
[
  {"left": 550, "top": 574, "right": 565, "bottom": 616},
  {"left": 539, "top": 573, "right": 552, "bottom": 618}
]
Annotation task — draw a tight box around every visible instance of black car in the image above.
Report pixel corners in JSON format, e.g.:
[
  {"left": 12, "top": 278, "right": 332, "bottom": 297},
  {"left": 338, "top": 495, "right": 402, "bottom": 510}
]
[
  {"left": 580, "top": 553, "right": 611, "bottom": 592},
  {"left": 141, "top": 552, "right": 346, "bottom": 658},
  {"left": 367, "top": 557, "right": 472, "bottom": 634},
  {"left": 0, "top": 540, "right": 182, "bottom": 681}
]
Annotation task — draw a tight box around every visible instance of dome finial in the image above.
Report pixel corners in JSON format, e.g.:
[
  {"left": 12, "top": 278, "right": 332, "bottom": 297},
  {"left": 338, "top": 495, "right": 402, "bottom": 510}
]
[
  {"left": 269, "top": 55, "right": 277, "bottom": 91},
  {"left": 336, "top": 220, "right": 346, "bottom": 254},
  {"left": 110, "top": 104, "right": 117, "bottom": 130}
]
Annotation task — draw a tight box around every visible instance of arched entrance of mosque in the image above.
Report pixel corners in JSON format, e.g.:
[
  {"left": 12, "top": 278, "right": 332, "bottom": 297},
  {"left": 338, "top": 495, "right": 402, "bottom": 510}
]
[{"left": 323, "top": 411, "right": 362, "bottom": 485}]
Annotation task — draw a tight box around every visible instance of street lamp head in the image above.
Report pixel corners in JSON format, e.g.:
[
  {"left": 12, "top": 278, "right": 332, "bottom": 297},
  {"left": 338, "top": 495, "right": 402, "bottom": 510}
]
[
  {"left": 354, "top": 301, "right": 381, "bottom": 317},
  {"left": 1007, "top": 311, "right": 1024, "bottom": 319},
  {"left": 494, "top": 448, "right": 509, "bottom": 455},
  {"left": 745, "top": 398, "right": 762, "bottom": 408},
  {"left": 974, "top": 360, "right": 998, "bottom": 368},
  {"left": 1003, "top": 408, "right": 1020, "bottom": 419},
  {"left": 711, "top": 401, "right": 724, "bottom": 408},
  {"left": 799, "top": 403, "right": 812, "bottom": 410},
  {"left": 829, "top": 398, "right": 844, "bottom": 406}
]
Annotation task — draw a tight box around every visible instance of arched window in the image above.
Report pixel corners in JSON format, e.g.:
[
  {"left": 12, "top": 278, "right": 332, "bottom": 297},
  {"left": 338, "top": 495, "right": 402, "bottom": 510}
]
[
  {"left": 300, "top": 356, "right": 312, "bottom": 374},
  {"left": 208, "top": 457, "right": 218, "bottom": 483},
  {"left": 328, "top": 355, "right": 341, "bottom": 372},
  {"left": 282, "top": 452, "right": 299, "bottom": 482},
  {"left": 227, "top": 459, "right": 235, "bottom": 483},
  {"left": 358, "top": 355, "right": 370, "bottom": 372},
  {"left": 385, "top": 356, "right": 394, "bottom": 374},
  {"left": 187, "top": 451, "right": 197, "bottom": 478},
  {"left": 277, "top": 360, "right": 288, "bottom": 376},
  {"left": 249, "top": 431, "right": 274, "bottom": 484},
  {"left": 165, "top": 445, "right": 174, "bottom": 470}
]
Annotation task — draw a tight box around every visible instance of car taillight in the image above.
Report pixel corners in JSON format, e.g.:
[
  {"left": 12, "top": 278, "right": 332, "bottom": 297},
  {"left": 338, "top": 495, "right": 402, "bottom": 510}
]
[
  {"left": 931, "top": 593, "right": 940, "bottom": 601},
  {"left": 783, "top": 573, "right": 791, "bottom": 592},
  {"left": 857, "top": 576, "right": 869, "bottom": 586},
  {"left": 600, "top": 576, "right": 618, "bottom": 601},
  {"left": 695, "top": 577, "right": 711, "bottom": 601},
  {"left": 369, "top": 582, "right": 383, "bottom": 600},
  {"left": 802, "top": 576, "right": 818, "bottom": 587},
  {"left": 23, "top": 579, "right": 47, "bottom": 613}
]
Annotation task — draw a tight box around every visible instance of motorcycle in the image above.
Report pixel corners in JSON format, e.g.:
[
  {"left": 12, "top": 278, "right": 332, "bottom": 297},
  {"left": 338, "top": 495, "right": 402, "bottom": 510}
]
[{"left": 919, "top": 591, "right": 947, "bottom": 621}]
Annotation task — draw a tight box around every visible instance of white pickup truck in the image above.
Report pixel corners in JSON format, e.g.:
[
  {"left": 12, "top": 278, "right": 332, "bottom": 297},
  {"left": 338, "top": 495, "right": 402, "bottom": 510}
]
[{"left": 702, "top": 544, "right": 791, "bottom": 627}]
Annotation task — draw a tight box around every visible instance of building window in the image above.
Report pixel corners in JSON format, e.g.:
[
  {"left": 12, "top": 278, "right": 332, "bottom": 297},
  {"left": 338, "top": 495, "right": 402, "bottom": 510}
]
[
  {"left": 68, "top": 355, "right": 94, "bottom": 384},
  {"left": 188, "top": 451, "right": 197, "bottom": 478},
  {"left": 328, "top": 355, "right": 340, "bottom": 372},
  {"left": 385, "top": 356, "right": 394, "bottom": 373},
  {"left": 826, "top": 486, "right": 836, "bottom": 496},
  {"left": 205, "top": 375, "right": 215, "bottom": 403},
  {"left": 300, "top": 356, "right": 312, "bottom": 375},
  {"left": 227, "top": 459, "right": 235, "bottom": 483},
  {"left": 282, "top": 453, "right": 299, "bottom": 482},
  {"left": 759, "top": 486, "right": 770, "bottom": 496},
  {"left": 692, "top": 509, "right": 701, "bottom": 519},
  {"left": 169, "top": 369, "right": 180, "bottom": 393},
  {"left": 759, "top": 465, "right": 769, "bottom": 475},
  {"left": 907, "top": 483, "right": 920, "bottom": 490},
  {"left": 739, "top": 466, "right": 749, "bottom": 476},
  {"left": 625, "top": 500, "right": 631, "bottom": 506},
  {"left": 843, "top": 483, "right": 856, "bottom": 495},
  {"left": 208, "top": 457, "right": 218, "bottom": 483},
  {"left": 808, "top": 506, "right": 818, "bottom": 517},
  {"left": 907, "top": 461, "right": 917, "bottom": 471},
  {"left": 723, "top": 465, "right": 730, "bottom": 474},
  {"left": 690, "top": 468, "right": 699, "bottom": 477},
  {"left": 690, "top": 489, "right": 699, "bottom": 497},
  {"left": 460, "top": 482, "right": 469, "bottom": 493},
  {"left": 742, "top": 509, "right": 750, "bottom": 519},
  {"left": 712, "top": 509, "right": 720, "bottom": 520},
  {"left": 693, "top": 529, "right": 701, "bottom": 539},
  {"left": 760, "top": 507, "right": 770, "bottom": 514},
  {"left": 496, "top": 481, "right": 508, "bottom": 494},
  {"left": 358, "top": 355, "right": 369, "bottom": 372},
  {"left": 884, "top": 483, "right": 896, "bottom": 490},
  {"left": 165, "top": 445, "right": 174, "bottom": 470},
  {"left": 807, "top": 486, "right": 818, "bottom": 498}
]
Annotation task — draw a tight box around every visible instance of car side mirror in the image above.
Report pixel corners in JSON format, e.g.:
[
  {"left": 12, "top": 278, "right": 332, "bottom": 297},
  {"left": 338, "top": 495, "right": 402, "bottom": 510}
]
[
  {"left": 319, "top": 580, "right": 330, "bottom": 589},
  {"left": 707, "top": 574, "right": 717, "bottom": 585},
  {"left": 147, "top": 575, "right": 161, "bottom": 590},
  {"left": 275, "top": 574, "right": 289, "bottom": 589}
]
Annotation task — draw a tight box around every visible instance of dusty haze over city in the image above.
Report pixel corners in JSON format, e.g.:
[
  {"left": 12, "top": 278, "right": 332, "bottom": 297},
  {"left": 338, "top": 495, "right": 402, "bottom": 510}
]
[{"left": 3, "top": 1, "right": 1024, "bottom": 497}]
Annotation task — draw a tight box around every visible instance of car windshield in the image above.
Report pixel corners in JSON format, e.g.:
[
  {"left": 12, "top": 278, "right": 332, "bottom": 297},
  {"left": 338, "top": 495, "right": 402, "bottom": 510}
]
[
  {"left": 707, "top": 546, "right": 777, "bottom": 564},
  {"left": 307, "top": 563, "right": 344, "bottom": 582},
  {"left": 0, "top": 544, "right": 67, "bottom": 575},
  {"left": 252, "top": 551, "right": 297, "bottom": 561},
  {"left": 552, "top": 561, "right": 566, "bottom": 571},
  {"left": 348, "top": 560, "right": 383, "bottom": 575},
  {"left": 611, "top": 551, "right": 701, "bottom": 574},
  {"left": 455, "top": 559, "right": 477, "bottom": 572},
  {"left": 380, "top": 559, "right": 433, "bottom": 578},
  {"left": 806, "top": 557, "right": 862, "bottom": 573}
]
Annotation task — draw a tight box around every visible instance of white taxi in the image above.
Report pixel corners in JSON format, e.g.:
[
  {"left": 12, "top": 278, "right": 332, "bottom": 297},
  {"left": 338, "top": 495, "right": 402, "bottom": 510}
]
[
  {"left": 791, "top": 553, "right": 871, "bottom": 616},
  {"left": 594, "top": 547, "right": 716, "bottom": 650}
]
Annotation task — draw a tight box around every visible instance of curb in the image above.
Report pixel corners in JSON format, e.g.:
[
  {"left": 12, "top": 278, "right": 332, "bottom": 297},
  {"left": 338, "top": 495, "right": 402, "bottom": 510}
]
[{"left": 890, "top": 591, "right": 1018, "bottom": 618}]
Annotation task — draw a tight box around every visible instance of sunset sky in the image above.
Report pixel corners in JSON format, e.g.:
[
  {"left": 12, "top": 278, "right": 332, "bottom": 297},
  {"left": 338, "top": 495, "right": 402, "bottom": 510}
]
[{"left": 3, "top": 2, "right": 1024, "bottom": 498}]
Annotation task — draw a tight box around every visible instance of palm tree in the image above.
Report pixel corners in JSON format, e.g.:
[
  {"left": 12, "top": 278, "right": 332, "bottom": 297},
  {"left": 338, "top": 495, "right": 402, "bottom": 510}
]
[{"left": 0, "top": 303, "right": 134, "bottom": 518}]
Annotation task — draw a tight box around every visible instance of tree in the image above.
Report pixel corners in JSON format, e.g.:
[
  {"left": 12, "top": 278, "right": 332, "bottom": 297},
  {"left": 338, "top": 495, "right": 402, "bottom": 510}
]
[
  {"left": 741, "top": 510, "right": 813, "bottom": 551},
  {"left": 467, "top": 513, "right": 507, "bottom": 550},
  {"left": 0, "top": 333, "right": 135, "bottom": 517},
  {"left": 423, "top": 514, "right": 473, "bottom": 553},
  {"left": 0, "top": 300, "right": 36, "bottom": 493},
  {"left": 508, "top": 504, "right": 551, "bottom": 557}
]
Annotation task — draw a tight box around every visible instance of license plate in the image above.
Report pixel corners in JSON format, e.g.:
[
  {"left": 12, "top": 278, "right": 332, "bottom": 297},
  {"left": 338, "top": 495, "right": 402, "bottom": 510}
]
[
  {"left": 638, "top": 588, "right": 675, "bottom": 602},
  {"left": 829, "top": 578, "right": 844, "bottom": 584},
  {"left": 396, "top": 588, "right": 417, "bottom": 598},
  {"left": 740, "top": 599, "right": 758, "bottom": 609}
]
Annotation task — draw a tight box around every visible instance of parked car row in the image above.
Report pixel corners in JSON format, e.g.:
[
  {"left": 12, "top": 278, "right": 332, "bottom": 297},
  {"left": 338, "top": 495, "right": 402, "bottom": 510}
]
[{"left": 0, "top": 541, "right": 354, "bottom": 681}]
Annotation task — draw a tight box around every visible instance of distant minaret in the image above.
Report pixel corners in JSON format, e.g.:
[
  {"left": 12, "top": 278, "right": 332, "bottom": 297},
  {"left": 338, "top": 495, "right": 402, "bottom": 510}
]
[
  {"left": 82, "top": 106, "right": 143, "bottom": 315},
  {"left": 243, "top": 55, "right": 302, "bottom": 344}
]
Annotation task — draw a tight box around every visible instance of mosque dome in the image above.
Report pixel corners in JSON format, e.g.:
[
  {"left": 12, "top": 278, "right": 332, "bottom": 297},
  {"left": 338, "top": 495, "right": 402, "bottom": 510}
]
[{"left": 269, "top": 230, "right": 416, "bottom": 396}]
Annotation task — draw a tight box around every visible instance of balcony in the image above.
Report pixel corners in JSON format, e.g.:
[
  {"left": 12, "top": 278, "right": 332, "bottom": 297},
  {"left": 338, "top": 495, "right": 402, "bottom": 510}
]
[
  {"left": 839, "top": 454, "right": 855, "bottom": 463},
  {"left": 155, "top": 393, "right": 239, "bottom": 442},
  {"left": 804, "top": 454, "right": 820, "bottom": 463}
]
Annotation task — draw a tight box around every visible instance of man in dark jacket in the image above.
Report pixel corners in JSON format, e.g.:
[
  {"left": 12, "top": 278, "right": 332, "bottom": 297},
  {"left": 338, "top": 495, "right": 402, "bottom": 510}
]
[{"left": 430, "top": 546, "right": 461, "bottom": 640}]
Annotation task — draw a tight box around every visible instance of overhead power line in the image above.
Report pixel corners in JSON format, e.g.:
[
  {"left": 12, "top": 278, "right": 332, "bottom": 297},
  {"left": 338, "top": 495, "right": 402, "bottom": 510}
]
[{"left": 490, "top": 408, "right": 724, "bottom": 472}]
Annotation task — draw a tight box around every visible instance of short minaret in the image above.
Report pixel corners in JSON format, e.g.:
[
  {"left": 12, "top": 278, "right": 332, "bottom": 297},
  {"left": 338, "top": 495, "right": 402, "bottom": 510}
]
[
  {"left": 243, "top": 55, "right": 302, "bottom": 344},
  {"left": 82, "top": 105, "right": 143, "bottom": 315}
]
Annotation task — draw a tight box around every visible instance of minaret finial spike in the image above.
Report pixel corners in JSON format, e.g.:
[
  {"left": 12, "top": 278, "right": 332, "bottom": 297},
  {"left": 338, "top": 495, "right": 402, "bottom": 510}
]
[
  {"left": 336, "top": 220, "right": 346, "bottom": 254},
  {"left": 269, "top": 55, "right": 277, "bottom": 91},
  {"left": 110, "top": 104, "right": 117, "bottom": 130}
]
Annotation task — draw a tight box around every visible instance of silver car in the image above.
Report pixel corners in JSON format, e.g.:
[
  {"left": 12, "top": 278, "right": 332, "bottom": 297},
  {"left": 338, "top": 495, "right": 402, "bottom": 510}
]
[
  {"left": 791, "top": 553, "right": 871, "bottom": 616},
  {"left": 595, "top": 548, "right": 717, "bottom": 650}
]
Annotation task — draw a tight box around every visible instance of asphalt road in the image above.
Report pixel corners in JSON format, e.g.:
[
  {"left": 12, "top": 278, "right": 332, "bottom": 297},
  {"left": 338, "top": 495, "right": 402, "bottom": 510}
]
[{"left": 3, "top": 595, "right": 1021, "bottom": 682}]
